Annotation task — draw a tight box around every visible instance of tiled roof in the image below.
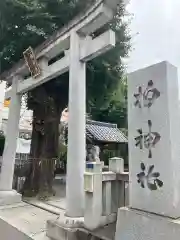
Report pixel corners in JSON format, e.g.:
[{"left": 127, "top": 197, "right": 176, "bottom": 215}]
[{"left": 86, "top": 120, "right": 127, "bottom": 143}]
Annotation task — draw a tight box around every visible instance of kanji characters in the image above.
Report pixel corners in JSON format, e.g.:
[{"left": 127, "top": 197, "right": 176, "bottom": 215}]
[
  {"left": 135, "top": 129, "right": 143, "bottom": 149},
  {"left": 134, "top": 86, "right": 143, "bottom": 108},
  {"left": 137, "top": 163, "right": 163, "bottom": 191},
  {"left": 133, "top": 80, "right": 163, "bottom": 191},
  {"left": 135, "top": 120, "right": 161, "bottom": 158},
  {"left": 134, "top": 80, "right": 160, "bottom": 108}
]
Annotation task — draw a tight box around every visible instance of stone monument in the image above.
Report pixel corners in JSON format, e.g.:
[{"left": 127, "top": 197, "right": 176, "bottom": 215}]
[
  {"left": 115, "top": 61, "right": 180, "bottom": 240},
  {"left": 88, "top": 145, "right": 101, "bottom": 163}
]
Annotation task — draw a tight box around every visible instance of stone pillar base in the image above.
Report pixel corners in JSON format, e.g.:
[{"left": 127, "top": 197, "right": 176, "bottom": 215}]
[
  {"left": 84, "top": 213, "right": 116, "bottom": 230},
  {"left": 47, "top": 212, "right": 117, "bottom": 240},
  {"left": 0, "top": 190, "right": 21, "bottom": 206},
  {"left": 46, "top": 214, "right": 84, "bottom": 240},
  {"left": 115, "top": 207, "right": 180, "bottom": 240}
]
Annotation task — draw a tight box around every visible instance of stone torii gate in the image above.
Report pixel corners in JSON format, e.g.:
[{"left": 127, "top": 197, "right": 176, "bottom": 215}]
[{"left": 0, "top": 0, "right": 123, "bottom": 219}]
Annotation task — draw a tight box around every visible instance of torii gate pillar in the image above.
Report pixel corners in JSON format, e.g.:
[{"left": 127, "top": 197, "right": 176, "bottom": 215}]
[
  {"left": 66, "top": 31, "right": 86, "bottom": 217},
  {"left": 0, "top": 76, "right": 22, "bottom": 204}
]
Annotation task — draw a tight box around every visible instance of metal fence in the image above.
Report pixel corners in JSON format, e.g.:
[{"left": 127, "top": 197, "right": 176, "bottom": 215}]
[
  {"left": 12, "top": 155, "right": 129, "bottom": 209},
  {"left": 13, "top": 156, "right": 66, "bottom": 192}
]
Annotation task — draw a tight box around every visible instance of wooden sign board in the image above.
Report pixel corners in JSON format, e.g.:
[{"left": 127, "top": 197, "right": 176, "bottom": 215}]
[
  {"left": 23, "top": 47, "right": 41, "bottom": 78},
  {"left": 4, "top": 99, "right": 10, "bottom": 108}
]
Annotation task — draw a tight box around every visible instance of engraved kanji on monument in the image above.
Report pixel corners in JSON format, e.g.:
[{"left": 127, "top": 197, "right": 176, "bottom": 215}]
[{"left": 128, "top": 61, "right": 180, "bottom": 218}]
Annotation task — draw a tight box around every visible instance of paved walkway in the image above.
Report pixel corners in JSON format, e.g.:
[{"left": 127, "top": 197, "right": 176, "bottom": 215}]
[
  {"left": 0, "top": 202, "right": 58, "bottom": 239},
  {"left": 0, "top": 177, "right": 115, "bottom": 240},
  {"left": 0, "top": 178, "right": 67, "bottom": 239},
  {"left": 26, "top": 178, "right": 116, "bottom": 240}
]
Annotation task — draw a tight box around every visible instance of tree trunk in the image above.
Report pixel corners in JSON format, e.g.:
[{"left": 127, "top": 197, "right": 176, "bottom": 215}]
[
  {"left": 38, "top": 105, "right": 61, "bottom": 199},
  {"left": 23, "top": 86, "right": 64, "bottom": 198}
]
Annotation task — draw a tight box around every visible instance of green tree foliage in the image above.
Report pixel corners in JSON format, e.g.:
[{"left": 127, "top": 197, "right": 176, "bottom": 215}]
[
  {"left": 0, "top": 0, "right": 93, "bottom": 71},
  {"left": 88, "top": 76, "right": 127, "bottom": 128}
]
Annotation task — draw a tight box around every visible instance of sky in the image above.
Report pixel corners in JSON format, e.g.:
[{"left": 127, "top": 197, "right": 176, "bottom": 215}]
[{"left": 127, "top": 0, "right": 180, "bottom": 77}]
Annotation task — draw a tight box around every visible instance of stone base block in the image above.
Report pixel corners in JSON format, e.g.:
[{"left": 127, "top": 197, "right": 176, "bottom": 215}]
[
  {"left": 46, "top": 221, "right": 90, "bottom": 240},
  {"left": 84, "top": 213, "right": 116, "bottom": 230},
  {"left": 46, "top": 214, "right": 85, "bottom": 240},
  {"left": 47, "top": 220, "right": 78, "bottom": 240},
  {"left": 0, "top": 190, "right": 21, "bottom": 206},
  {"left": 115, "top": 207, "right": 180, "bottom": 240}
]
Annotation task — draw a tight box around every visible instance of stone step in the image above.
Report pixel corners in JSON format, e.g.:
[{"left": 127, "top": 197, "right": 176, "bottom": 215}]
[
  {"left": 46, "top": 199, "right": 66, "bottom": 211},
  {"left": 24, "top": 199, "right": 65, "bottom": 216}
]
